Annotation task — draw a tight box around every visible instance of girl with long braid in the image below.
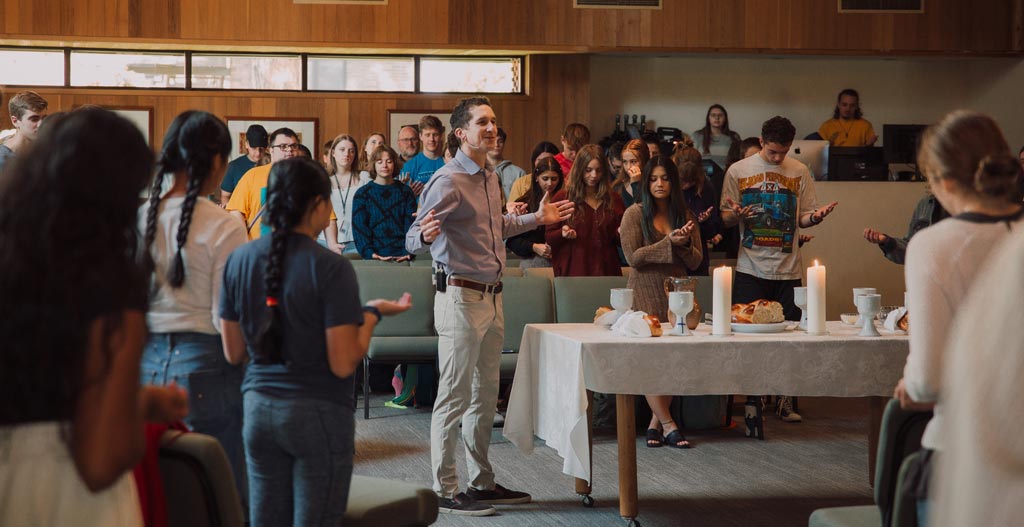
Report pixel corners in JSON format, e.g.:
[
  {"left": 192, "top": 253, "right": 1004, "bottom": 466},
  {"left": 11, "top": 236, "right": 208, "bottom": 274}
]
[
  {"left": 138, "top": 110, "right": 249, "bottom": 503},
  {"left": 219, "top": 157, "right": 411, "bottom": 526}
]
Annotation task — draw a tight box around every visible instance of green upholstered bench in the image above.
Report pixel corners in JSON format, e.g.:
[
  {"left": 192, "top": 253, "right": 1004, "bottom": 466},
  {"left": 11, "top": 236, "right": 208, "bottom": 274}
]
[
  {"left": 158, "top": 431, "right": 439, "bottom": 527},
  {"left": 344, "top": 475, "right": 438, "bottom": 527},
  {"left": 808, "top": 399, "right": 931, "bottom": 527},
  {"left": 499, "top": 275, "right": 555, "bottom": 381},
  {"left": 159, "top": 431, "right": 245, "bottom": 527},
  {"left": 356, "top": 266, "right": 438, "bottom": 419},
  {"left": 552, "top": 275, "right": 629, "bottom": 323}
]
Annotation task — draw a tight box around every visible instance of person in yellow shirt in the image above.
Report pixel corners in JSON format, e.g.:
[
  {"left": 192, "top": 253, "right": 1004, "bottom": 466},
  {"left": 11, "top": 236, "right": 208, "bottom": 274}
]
[
  {"left": 227, "top": 128, "right": 336, "bottom": 241},
  {"left": 818, "top": 89, "right": 878, "bottom": 147}
]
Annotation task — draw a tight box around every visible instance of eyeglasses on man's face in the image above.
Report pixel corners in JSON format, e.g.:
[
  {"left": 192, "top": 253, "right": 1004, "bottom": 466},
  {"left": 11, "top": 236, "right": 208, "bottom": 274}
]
[{"left": 271, "top": 143, "right": 300, "bottom": 152}]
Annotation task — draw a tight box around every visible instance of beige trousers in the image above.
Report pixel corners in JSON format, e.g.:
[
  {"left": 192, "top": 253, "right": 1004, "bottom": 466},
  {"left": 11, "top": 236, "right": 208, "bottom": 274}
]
[{"left": 430, "top": 285, "right": 504, "bottom": 498}]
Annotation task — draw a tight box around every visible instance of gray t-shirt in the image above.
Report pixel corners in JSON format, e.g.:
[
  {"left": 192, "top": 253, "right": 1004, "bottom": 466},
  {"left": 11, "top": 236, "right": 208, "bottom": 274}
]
[
  {"left": 720, "top": 154, "right": 818, "bottom": 280},
  {"left": 219, "top": 232, "right": 363, "bottom": 407},
  {"left": 0, "top": 144, "right": 15, "bottom": 173}
]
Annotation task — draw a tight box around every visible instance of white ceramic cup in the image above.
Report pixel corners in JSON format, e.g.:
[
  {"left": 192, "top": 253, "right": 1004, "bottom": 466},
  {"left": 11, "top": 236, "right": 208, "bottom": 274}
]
[
  {"left": 852, "top": 288, "right": 878, "bottom": 326},
  {"left": 856, "top": 294, "right": 882, "bottom": 337},
  {"left": 610, "top": 288, "right": 634, "bottom": 313}
]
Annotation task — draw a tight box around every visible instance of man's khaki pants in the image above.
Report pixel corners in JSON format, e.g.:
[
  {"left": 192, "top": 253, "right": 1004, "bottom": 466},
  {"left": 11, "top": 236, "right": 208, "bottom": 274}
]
[{"left": 430, "top": 285, "right": 503, "bottom": 498}]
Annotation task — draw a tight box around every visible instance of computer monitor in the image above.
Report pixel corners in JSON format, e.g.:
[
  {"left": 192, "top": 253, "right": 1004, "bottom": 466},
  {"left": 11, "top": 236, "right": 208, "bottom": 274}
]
[
  {"left": 788, "top": 140, "right": 829, "bottom": 180},
  {"left": 883, "top": 124, "right": 928, "bottom": 164},
  {"left": 827, "top": 147, "right": 888, "bottom": 181}
]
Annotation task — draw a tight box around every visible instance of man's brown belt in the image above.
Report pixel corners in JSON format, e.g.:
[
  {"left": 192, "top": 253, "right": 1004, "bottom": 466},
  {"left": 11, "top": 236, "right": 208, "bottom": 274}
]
[{"left": 446, "top": 278, "right": 503, "bottom": 294}]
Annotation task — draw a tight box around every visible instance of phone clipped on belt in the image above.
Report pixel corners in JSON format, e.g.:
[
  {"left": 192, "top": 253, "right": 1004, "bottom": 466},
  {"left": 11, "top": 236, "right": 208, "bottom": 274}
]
[{"left": 434, "top": 268, "right": 447, "bottom": 293}]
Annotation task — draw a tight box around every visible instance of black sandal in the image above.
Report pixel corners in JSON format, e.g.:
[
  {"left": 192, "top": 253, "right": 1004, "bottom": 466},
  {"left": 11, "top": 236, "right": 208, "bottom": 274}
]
[
  {"left": 664, "top": 429, "right": 692, "bottom": 449},
  {"left": 645, "top": 428, "right": 664, "bottom": 448}
]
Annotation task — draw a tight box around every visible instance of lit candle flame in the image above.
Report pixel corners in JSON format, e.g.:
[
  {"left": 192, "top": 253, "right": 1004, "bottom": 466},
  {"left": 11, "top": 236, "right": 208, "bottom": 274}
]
[{"left": 813, "top": 259, "right": 820, "bottom": 267}]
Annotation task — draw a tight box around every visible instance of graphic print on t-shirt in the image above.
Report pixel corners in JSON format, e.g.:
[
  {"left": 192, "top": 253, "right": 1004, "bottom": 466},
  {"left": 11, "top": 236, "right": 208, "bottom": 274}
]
[{"left": 737, "top": 172, "right": 799, "bottom": 253}]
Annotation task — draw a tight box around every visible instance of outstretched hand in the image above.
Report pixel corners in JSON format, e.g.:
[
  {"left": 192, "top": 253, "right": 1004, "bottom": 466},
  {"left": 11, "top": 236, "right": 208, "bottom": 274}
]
[
  {"left": 668, "top": 220, "right": 696, "bottom": 246},
  {"left": 506, "top": 201, "right": 528, "bottom": 216},
  {"left": 536, "top": 191, "right": 575, "bottom": 226},
  {"left": 367, "top": 292, "right": 413, "bottom": 317},
  {"left": 811, "top": 201, "right": 839, "bottom": 224},
  {"left": 723, "top": 198, "right": 755, "bottom": 220},
  {"left": 863, "top": 228, "right": 889, "bottom": 245},
  {"left": 420, "top": 210, "right": 442, "bottom": 244}
]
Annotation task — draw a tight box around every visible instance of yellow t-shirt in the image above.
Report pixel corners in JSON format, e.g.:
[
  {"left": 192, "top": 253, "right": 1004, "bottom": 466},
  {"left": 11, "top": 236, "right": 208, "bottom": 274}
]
[
  {"left": 818, "top": 118, "right": 876, "bottom": 147},
  {"left": 508, "top": 174, "right": 532, "bottom": 203},
  {"left": 226, "top": 163, "right": 334, "bottom": 239}
]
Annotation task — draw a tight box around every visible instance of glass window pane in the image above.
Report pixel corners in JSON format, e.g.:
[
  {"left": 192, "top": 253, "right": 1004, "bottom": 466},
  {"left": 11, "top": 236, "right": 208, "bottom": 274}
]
[
  {"left": 192, "top": 54, "right": 301, "bottom": 90},
  {"left": 308, "top": 56, "right": 414, "bottom": 92},
  {"left": 0, "top": 49, "right": 64, "bottom": 86},
  {"left": 419, "top": 58, "right": 521, "bottom": 94},
  {"left": 70, "top": 51, "right": 185, "bottom": 88}
]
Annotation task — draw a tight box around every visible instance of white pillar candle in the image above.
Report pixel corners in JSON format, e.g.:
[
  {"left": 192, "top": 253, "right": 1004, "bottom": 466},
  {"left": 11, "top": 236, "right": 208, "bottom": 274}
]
[
  {"left": 712, "top": 265, "right": 732, "bottom": 336},
  {"left": 807, "top": 259, "right": 827, "bottom": 335}
]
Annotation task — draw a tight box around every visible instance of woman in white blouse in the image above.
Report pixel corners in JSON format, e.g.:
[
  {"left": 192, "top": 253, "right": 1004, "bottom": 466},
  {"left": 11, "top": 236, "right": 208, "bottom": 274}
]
[
  {"left": 894, "top": 110, "right": 1023, "bottom": 526},
  {"left": 324, "top": 134, "right": 371, "bottom": 255}
]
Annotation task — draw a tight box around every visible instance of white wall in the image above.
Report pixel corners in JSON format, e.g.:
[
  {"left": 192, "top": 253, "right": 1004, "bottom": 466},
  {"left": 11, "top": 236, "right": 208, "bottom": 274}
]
[
  {"left": 965, "top": 58, "right": 1024, "bottom": 149},
  {"left": 589, "top": 54, "right": 1022, "bottom": 146},
  {"left": 589, "top": 54, "right": 1024, "bottom": 318}
]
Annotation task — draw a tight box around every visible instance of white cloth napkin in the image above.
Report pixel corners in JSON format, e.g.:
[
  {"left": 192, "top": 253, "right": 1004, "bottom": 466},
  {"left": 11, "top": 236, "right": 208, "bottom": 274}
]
[
  {"left": 594, "top": 309, "right": 622, "bottom": 326},
  {"left": 610, "top": 310, "right": 654, "bottom": 338},
  {"left": 884, "top": 307, "right": 908, "bottom": 332}
]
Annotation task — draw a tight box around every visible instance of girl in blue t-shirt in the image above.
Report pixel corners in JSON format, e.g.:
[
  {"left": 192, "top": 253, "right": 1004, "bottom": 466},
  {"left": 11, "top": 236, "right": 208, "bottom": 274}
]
[{"left": 219, "top": 157, "right": 411, "bottom": 526}]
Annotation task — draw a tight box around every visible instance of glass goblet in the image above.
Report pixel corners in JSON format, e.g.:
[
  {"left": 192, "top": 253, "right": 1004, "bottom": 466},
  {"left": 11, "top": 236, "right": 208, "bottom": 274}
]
[{"left": 669, "top": 291, "right": 694, "bottom": 336}]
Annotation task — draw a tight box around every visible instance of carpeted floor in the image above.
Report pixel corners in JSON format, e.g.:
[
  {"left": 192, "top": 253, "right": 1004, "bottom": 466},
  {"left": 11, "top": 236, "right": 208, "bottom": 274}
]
[{"left": 353, "top": 395, "right": 875, "bottom": 527}]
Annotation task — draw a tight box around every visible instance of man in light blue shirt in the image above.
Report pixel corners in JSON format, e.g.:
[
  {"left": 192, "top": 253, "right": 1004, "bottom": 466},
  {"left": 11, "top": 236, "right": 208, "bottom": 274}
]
[{"left": 406, "top": 97, "right": 573, "bottom": 516}]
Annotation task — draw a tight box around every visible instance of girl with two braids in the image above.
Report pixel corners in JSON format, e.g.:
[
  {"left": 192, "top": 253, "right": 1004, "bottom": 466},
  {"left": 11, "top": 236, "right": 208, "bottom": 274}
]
[
  {"left": 139, "top": 110, "right": 249, "bottom": 505},
  {"left": 0, "top": 108, "right": 188, "bottom": 524},
  {"left": 219, "top": 157, "right": 411, "bottom": 526}
]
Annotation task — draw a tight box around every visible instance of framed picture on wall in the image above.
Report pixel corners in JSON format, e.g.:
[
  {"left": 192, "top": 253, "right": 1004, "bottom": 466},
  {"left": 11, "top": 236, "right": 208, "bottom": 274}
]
[
  {"left": 387, "top": 109, "right": 453, "bottom": 150},
  {"left": 225, "top": 117, "right": 319, "bottom": 160},
  {"left": 75, "top": 106, "right": 153, "bottom": 146}
]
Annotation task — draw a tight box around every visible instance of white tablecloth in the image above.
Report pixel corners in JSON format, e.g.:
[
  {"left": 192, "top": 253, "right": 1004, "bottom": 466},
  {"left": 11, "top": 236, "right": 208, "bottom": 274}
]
[{"left": 502, "top": 321, "right": 908, "bottom": 482}]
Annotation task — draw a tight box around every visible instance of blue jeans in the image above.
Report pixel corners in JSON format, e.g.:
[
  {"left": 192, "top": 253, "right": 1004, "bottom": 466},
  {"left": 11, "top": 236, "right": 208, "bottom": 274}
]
[
  {"left": 243, "top": 391, "right": 355, "bottom": 527},
  {"left": 140, "top": 332, "right": 246, "bottom": 507}
]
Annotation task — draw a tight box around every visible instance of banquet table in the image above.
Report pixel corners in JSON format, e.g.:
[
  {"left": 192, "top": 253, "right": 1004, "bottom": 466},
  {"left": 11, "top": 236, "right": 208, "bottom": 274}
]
[{"left": 502, "top": 321, "right": 909, "bottom": 525}]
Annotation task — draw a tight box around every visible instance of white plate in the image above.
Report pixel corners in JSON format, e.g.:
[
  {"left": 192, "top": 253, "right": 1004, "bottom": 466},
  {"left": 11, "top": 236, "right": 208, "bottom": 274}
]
[{"left": 731, "top": 322, "right": 789, "bottom": 333}]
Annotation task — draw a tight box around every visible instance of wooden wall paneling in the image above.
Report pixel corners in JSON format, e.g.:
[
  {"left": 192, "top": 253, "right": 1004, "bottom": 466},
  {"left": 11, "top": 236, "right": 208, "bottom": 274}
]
[
  {"left": 1, "top": 0, "right": 1019, "bottom": 53},
  {"left": 1, "top": 54, "right": 590, "bottom": 173}
]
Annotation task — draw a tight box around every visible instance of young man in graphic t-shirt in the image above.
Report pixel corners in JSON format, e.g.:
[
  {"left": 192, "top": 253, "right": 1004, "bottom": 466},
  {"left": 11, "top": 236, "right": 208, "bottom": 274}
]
[{"left": 721, "top": 116, "right": 838, "bottom": 427}]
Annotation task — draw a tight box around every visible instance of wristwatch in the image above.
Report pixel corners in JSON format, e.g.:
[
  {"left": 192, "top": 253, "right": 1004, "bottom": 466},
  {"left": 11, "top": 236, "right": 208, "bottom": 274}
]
[{"left": 362, "top": 305, "right": 382, "bottom": 324}]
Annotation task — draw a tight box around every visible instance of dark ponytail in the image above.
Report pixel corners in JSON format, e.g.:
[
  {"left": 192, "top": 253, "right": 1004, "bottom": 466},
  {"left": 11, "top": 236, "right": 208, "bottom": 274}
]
[
  {"left": 258, "top": 157, "right": 331, "bottom": 363},
  {"left": 144, "top": 111, "right": 231, "bottom": 288}
]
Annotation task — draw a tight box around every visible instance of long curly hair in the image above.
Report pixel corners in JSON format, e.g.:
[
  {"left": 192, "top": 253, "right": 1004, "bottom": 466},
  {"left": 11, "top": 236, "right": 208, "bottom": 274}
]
[
  {"left": 143, "top": 111, "right": 231, "bottom": 288},
  {"left": 257, "top": 157, "right": 331, "bottom": 364},
  {"left": 0, "top": 108, "right": 154, "bottom": 424},
  {"left": 566, "top": 144, "right": 615, "bottom": 224}
]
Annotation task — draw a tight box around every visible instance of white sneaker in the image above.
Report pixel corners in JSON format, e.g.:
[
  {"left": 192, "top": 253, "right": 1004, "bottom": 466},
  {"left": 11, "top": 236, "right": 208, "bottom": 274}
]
[{"left": 776, "top": 396, "right": 802, "bottom": 422}]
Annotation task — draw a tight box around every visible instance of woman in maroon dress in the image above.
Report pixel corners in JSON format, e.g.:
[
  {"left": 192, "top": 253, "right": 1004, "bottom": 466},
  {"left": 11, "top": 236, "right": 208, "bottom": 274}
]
[{"left": 546, "top": 144, "right": 625, "bottom": 277}]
